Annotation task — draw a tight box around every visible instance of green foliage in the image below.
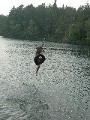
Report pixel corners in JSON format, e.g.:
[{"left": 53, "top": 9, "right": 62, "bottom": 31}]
[
  {"left": 25, "top": 20, "right": 39, "bottom": 39},
  {"left": 0, "top": 15, "right": 7, "bottom": 35},
  {"left": 85, "top": 19, "right": 90, "bottom": 45},
  {"left": 67, "top": 22, "right": 86, "bottom": 44},
  {"left": 0, "top": 3, "right": 90, "bottom": 45},
  {"left": 66, "top": 4, "right": 90, "bottom": 45}
]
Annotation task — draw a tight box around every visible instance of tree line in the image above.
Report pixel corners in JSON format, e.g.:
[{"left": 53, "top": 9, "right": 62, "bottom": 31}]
[{"left": 0, "top": 3, "right": 90, "bottom": 45}]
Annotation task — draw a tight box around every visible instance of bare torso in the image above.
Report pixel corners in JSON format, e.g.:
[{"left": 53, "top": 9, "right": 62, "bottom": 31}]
[{"left": 36, "top": 46, "right": 43, "bottom": 55}]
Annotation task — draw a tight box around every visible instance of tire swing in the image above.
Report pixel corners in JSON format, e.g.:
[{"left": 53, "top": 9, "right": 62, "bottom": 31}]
[{"left": 34, "top": 54, "right": 46, "bottom": 65}]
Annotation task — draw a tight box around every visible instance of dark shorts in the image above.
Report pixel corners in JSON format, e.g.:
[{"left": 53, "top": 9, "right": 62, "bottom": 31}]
[{"left": 34, "top": 54, "right": 46, "bottom": 65}]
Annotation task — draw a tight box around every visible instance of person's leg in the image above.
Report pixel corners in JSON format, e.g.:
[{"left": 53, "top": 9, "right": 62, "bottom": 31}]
[{"left": 36, "top": 65, "right": 40, "bottom": 75}]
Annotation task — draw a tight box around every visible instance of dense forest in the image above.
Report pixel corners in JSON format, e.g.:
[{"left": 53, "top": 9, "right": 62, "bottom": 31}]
[{"left": 0, "top": 3, "right": 90, "bottom": 45}]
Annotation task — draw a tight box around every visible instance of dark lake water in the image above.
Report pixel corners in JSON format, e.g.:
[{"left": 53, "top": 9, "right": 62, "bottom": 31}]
[{"left": 0, "top": 36, "right": 90, "bottom": 120}]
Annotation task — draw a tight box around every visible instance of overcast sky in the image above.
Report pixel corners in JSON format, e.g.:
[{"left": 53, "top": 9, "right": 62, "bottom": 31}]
[{"left": 0, "top": 0, "right": 89, "bottom": 15}]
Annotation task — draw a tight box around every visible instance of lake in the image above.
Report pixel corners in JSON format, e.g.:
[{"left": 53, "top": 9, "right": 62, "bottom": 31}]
[{"left": 0, "top": 36, "right": 90, "bottom": 120}]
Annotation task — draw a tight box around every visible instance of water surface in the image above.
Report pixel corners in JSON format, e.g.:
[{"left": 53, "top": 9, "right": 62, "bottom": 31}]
[{"left": 0, "top": 36, "right": 90, "bottom": 120}]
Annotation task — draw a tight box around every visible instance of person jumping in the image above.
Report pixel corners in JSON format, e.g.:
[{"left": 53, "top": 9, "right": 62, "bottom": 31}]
[{"left": 34, "top": 45, "right": 46, "bottom": 75}]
